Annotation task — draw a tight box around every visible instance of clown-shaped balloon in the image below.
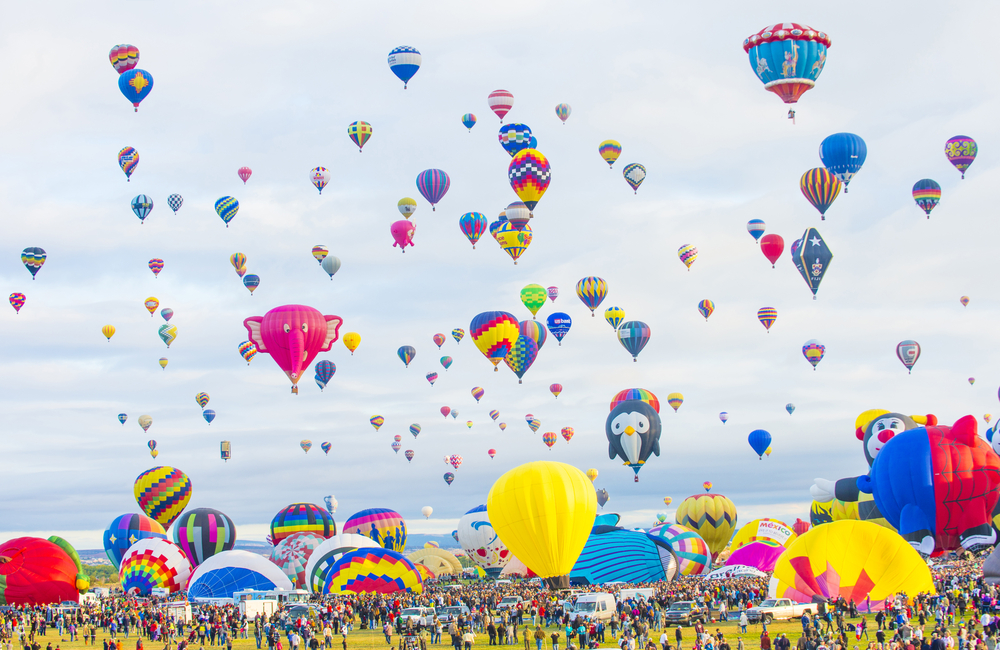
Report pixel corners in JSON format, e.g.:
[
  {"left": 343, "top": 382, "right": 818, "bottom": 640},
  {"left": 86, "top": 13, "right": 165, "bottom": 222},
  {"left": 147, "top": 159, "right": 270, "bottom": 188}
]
[
  {"left": 606, "top": 392, "right": 662, "bottom": 482},
  {"left": 244, "top": 305, "right": 343, "bottom": 393},
  {"left": 456, "top": 505, "right": 511, "bottom": 578}
]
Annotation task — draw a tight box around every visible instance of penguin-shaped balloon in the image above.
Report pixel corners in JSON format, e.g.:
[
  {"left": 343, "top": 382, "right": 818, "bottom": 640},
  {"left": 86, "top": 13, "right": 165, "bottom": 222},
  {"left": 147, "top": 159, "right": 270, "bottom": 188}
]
[{"left": 606, "top": 398, "right": 662, "bottom": 482}]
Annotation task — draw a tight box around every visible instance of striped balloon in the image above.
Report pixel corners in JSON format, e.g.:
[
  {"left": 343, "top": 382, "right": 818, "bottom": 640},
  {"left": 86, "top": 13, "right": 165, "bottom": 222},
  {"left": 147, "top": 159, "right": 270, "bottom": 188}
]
[
  {"left": 459, "top": 212, "right": 488, "bottom": 248},
  {"left": 214, "top": 196, "right": 239, "bottom": 227},
  {"left": 488, "top": 90, "right": 514, "bottom": 122},
  {"left": 131, "top": 194, "right": 154, "bottom": 223},
  {"left": 757, "top": 307, "right": 777, "bottom": 332},
  {"left": 348, "top": 121, "right": 373, "bottom": 152},
  {"left": 370, "top": 416, "right": 384, "bottom": 431},
  {"left": 498, "top": 124, "right": 533, "bottom": 158},
  {"left": 321, "top": 547, "right": 423, "bottom": 594},
  {"left": 697, "top": 300, "right": 715, "bottom": 321},
  {"left": 415, "top": 169, "right": 451, "bottom": 211},
  {"left": 397, "top": 346, "right": 415, "bottom": 368},
  {"left": 799, "top": 168, "right": 842, "bottom": 220},
  {"left": 604, "top": 306, "right": 625, "bottom": 329},
  {"left": 542, "top": 431, "right": 558, "bottom": 449},
  {"left": 649, "top": 524, "right": 711, "bottom": 576},
  {"left": 471, "top": 387, "right": 485, "bottom": 402},
  {"left": 555, "top": 103, "right": 571, "bottom": 123},
  {"left": 118, "top": 146, "right": 139, "bottom": 180},
  {"left": 912, "top": 179, "right": 941, "bottom": 218},
  {"left": 598, "top": 140, "right": 622, "bottom": 168},
  {"left": 148, "top": 258, "right": 164, "bottom": 277},
  {"left": 119, "top": 539, "right": 192, "bottom": 595},
  {"left": 172, "top": 508, "right": 236, "bottom": 567},
  {"left": 675, "top": 494, "right": 738, "bottom": 560},
  {"left": 518, "top": 320, "right": 547, "bottom": 351},
  {"left": 746, "top": 219, "right": 766, "bottom": 242},
  {"left": 109, "top": 44, "right": 140, "bottom": 74},
  {"left": 617, "top": 321, "right": 651, "bottom": 362},
  {"left": 678, "top": 244, "right": 698, "bottom": 270},
  {"left": 576, "top": 277, "right": 608, "bottom": 316},
  {"left": 103, "top": 513, "right": 167, "bottom": 570},
  {"left": 461, "top": 113, "right": 477, "bottom": 131},
  {"left": 271, "top": 503, "right": 336, "bottom": 544},
  {"left": 610, "top": 389, "right": 660, "bottom": 413}
]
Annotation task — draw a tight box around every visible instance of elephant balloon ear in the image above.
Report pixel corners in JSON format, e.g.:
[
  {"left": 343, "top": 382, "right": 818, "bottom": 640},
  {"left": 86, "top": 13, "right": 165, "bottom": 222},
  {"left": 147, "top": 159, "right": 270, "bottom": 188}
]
[
  {"left": 244, "top": 317, "right": 267, "bottom": 351},
  {"left": 322, "top": 315, "right": 343, "bottom": 350}
]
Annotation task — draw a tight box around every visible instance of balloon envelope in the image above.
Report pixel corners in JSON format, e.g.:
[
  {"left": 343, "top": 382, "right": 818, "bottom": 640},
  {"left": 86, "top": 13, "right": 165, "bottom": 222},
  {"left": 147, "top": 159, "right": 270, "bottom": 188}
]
[
  {"left": 187, "top": 550, "right": 293, "bottom": 600},
  {"left": 342, "top": 508, "right": 407, "bottom": 552}
]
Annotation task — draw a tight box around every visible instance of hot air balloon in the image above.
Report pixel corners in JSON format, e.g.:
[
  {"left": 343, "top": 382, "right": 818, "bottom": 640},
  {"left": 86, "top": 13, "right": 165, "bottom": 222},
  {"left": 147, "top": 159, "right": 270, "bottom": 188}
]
[
  {"left": 560, "top": 427, "right": 574, "bottom": 443},
  {"left": 118, "top": 69, "right": 154, "bottom": 111},
  {"left": 617, "top": 321, "right": 650, "bottom": 362},
  {"left": 147, "top": 258, "right": 163, "bottom": 278},
  {"left": 119, "top": 538, "right": 191, "bottom": 595},
  {"left": 945, "top": 136, "right": 977, "bottom": 178},
  {"left": 239, "top": 340, "right": 257, "bottom": 364},
  {"left": 791, "top": 227, "right": 833, "bottom": 299},
  {"left": 387, "top": 46, "right": 421, "bottom": 88},
  {"left": 760, "top": 234, "right": 783, "bottom": 267},
  {"left": 237, "top": 167, "right": 252, "bottom": 184},
  {"left": 603, "top": 306, "right": 625, "bottom": 329},
  {"left": 270, "top": 503, "right": 336, "bottom": 545},
  {"left": 555, "top": 103, "right": 571, "bottom": 123},
  {"left": 495, "top": 222, "right": 532, "bottom": 265},
  {"left": 912, "top": 179, "right": 941, "bottom": 218},
  {"left": 158, "top": 324, "right": 177, "bottom": 347},
  {"left": 321, "top": 442, "right": 332, "bottom": 455},
  {"left": 431, "top": 334, "right": 445, "bottom": 349},
  {"left": 310, "top": 167, "right": 330, "bottom": 194},
  {"left": 425, "top": 372, "right": 437, "bottom": 386},
  {"left": 243, "top": 305, "right": 343, "bottom": 392},
  {"left": 576, "top": 277, "right": 608, "bottom": 316},
  {"left": 461, "top": 114, "right": 477, "bottom": 131},
  {"left": 969, "top": 378, "right": 975, "bottom": 386},
  {"left": 489, "top": 410, "right": 500, "bottom": 421},
  {"left": 440, "top": 356, "right": 453, "bottom": 370},
  {"left": 370, "top": 416, "right": 384, "bottom": 431},
  {"left": 311, "top": 246, "right": 329, "bottom": 264},
  {"left": 596, "top": 489, "right": 610, "bottom": 508},
  {"left": 314, "top": 360, "right": 336, "bottom": 390},
  {"left": 469, "top": 387, "right": 485, "bottom": 403},
  {"left": 415, "top": 169, "right": 450, "bottom": 211},
  {"left": 550, "top": 384, "right": 562, "bottom": 399},
  {"left": 167, "top": 194, "right": 183, "bottom": 214},
  {"left": 622, "top": 163, "right": 646, "bottom": 194},
  {"left": 134, "top": 466, "right": 192, "bottom": 529},
  {"left": 488, "top": 449, "right": 497, "bottom": 460},
  {"left": 675, "top": 493, "right": 737, "bottom": 560},
  {"left": 488, "top": 90, "right": 514, "bottom": 122},
  {"left": 508, "top": 150, "right": 550, "bottom": 214},
  {"left": 800, "top": 168, "right": 841, "bottom": 220},
  {"left": 301, "top": 440, "right": 312, "bottom": 453},
  {"left": 519, "top": 320, "right": 547, "bottom": 351},
  {"left": 519, "top": 284, "right": 547, "bottom": 319},
  {"left": 719, "top": 412, "right": 728, "bottom": 424},
  {"left": 230, "top": 253, "right": 247, "bottom": 277},
  {"left": 172, "top": 508, "right": 237, "bottom": 567},
  {"left": 397, "top": 346, "right": 415, "bottom": 368},
  {"left": 142, "top": 297, "right": 158, "bottom": 316},
  {"left": 606, "top": 391, "right": 662, "bottom": 481},
  {"left": 471, "top": 311, "right": 520, "bottom": 371},
  {"left": 504, "top": 336, "right": 538, "bottom": 384},
  {"left": 159, "top": 308, "right": 173, "bottom": 322},
  {"left": 343, "top": 508, "right": 407, "bottom": 552},
  {"left": 527, "top": 417, "right": 541, "bottom": 433},
  {"left": 21, "top": 248, "right": 45, "bottom": 279},
  {"left": 452, "top": 328, "right": 465, "bottom": 343},
  {"left": 802, "top": 339, "right": 825, "bottom": 369},
  {"left": 119, "top": 146, "right": 139, "bottom": 181},
  {"left": 195, "top": 392, "right": 210, "bottom": 408},
  {"left": 466, "top": 421, "right": 473, "bottom": 429},
  {"left": 648, "top": 524, "right": 710, "bottom": 576},
  {"left": 390, "top": 440, "right": 400, "bottom": 453},
  {"left": 103, "top": 513, "right": 166, "bottom": 570},
  {"left": 102, "top": 325, "right": 116, "bottom": 341},
  {"left": 409, "top": 424, "right": 421, "bottom": 439},
  {"left": 896, "top": 340, "right": 921, "bottom": 374},
  {"left": 820, "top": 133, "right": 867, "bottom": 191},
  {"left": 9, "top": 293, "right": 25, "bottom": 314},
  {"left": 390, "top": 220, "right": 416, "bottom": 252},
  {"left": 498, "top": 124, "right": 533, "bottom": 158},
  {"left": 748, "top": 430, "right": 772, "bottom": 459},
  {"left": 757, "top": 307, "right": 777, "bottom": 332},
  {"left": 316, "top": 255, "right": 340, "bottom": 281},
  {"left": 697, "top": 300, "right": 714, "bottom": 321},
  {"left": 131, "top": 194, "right": 153, "bottom": 223},
  {"left": 343, "top": 332, "right": 360, "bottom": 355},
  {"left": 747, "top": 219, "right": 766, "bottom": 242},
  {"left": 158, "top": 357, "right": 168, "bottom": 369},
  {"left": 444, "top": 473, "right": 455, "bottom": 485},
  {"left": 487, "top": 461, "right": 596, "bottom": 589},
  {"left": 109, "top": 44, "right": 139, "bottom": 74},
  {"left": 678, "top": 244, "right": 697, "bottom": 270},
  {"left": 214, "top": 196, "right": 239, "bottom": 227},
  {"left": 547, "top": 312, "right": 572, "bottom": 345},
  {"left": 703, "top": 482, "right": 713, "bottom": 492},
  {"left": 394, "top": 198, "right": 417, "bottom": 221},
  {"left": 786, "top": 403, "right": 795, "bottom": 415},
  {"left": 541, "top": 431, "right": 557, "bottom": 449},
  {"left": 743, "top": 22, "right": 830, "bottom": 109},
  {"left": 347, "top": 121, "right": 372, "bottom": 152},
  {"left": 547, "top": 286, "right": 559, "bottom": 302},
  {"left": 459, "top": 212, "right": 488, "bottom": 248},
  {"left": 667, "top": 393, "right": 684, "bottom": 412},
  {"left": 598, "top": 140, "right": 622, "bottom": 169}
]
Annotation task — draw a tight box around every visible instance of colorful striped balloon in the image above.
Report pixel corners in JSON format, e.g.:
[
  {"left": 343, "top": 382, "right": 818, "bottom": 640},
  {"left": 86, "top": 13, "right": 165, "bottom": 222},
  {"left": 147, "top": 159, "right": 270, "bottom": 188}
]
[
  {"left": 109, "top": 44, "right": 139, "bottom": 74},
  {"left": 214, "top": 196, "right": 239, "bottom": 227},
  {"left": 802, "top": 339, "right": 825, "bottom": 369},
  {"left": 118, "top": 146, "right": 139, "bottom": 181},
  {"left": 746, "top": 219, "right": 766, "bottom": 243},
  {"left": 561, "top": 426, "right": 574, "bottom": 442},
  {"left": 342, "top": 508, "right": 407, "bottom": 552},
  {"left": 617, "top": 321, "right": 651, "bottom": 361},
  {"left": 649, "top": 524, "right": 711, "bottom": 575},
  {"left": 9, "top": 293, "right": 25, "bottom": 313},
  {"left": 508, "top": 149, "right": 551, "bottom": 212},
  {"left": 610, "top": 389, "right": 660, "bottom": 413},
  {"left": 550, "top": 384, "right": 562, "bottom": 399},
  {"left": 576, "top": 277, "right": 608, "bottom": 316},
  {"left": 270, "top": 503, "right": 336, "bottom": 545},
  {"left": 310, "top": 167, "right": 330, "bottom": 194},
  {"left": 470, "top": 311, "right": 520, "bottom": 371},
  {"left": 498, "top": 124, "right": 533, "bottom": 158},
  {"left": 800, "top": 168, "right": 842, "bottom": 220},
  {"left": 519, "top": 320, "right": 547, "bottom": 351},
  {"left": 415, "top": 169, "right": 451, "bottom": 211},
  {"left": 370, "top": 416, "right": 384, "bottom": 431},
  {"left": 238, "top": 340, "right": 257, "bottom": 363},
  {"left": 912, "top": 179, "right": 941, "bottom": 218},
  {"left": 461, "top": 113, "right": 477, "bottom": 132},
  {"left": 667, "top": 393, "right": 684, "bottom": 412},
  {"left": 102, "top": 513, "right": 167, "bottom": 570},
  {"left": 599, "top": 140, "right": 622, "bottom": 168},
  {"left": 131, "top": 194, "right": 154, "bottom": 223},
  {"left": 488, "top": 89, "right": 514, "bottom": 122},
  {"left": 452, "top": 328, "right": 465, "bottom": 344},
  {"left": 397, "top": 346, "right": 416, "bottom": 368},
  {"left": 133, "top": 466, "right": 192, "bottom": 529},
  {"left": 757, "top": 307, "right": 777, "bottom": 332},
  {"left": 440, "top": 356, "right": 453, "bottom": 370},
  {"left": 697, "top": 300, "right": 715, "bottom": 321},
  {"left": 945, "top": 135, "right": 977, "bottom": 179},
  {"left": 148, "top": 258, "right": 163, "bottom": 277},
  {"left": 542, "top": 431, "right": 558, "bottom": 449},
  {"left": 471, "top": 387, "right": 485, "bottom": 402},
  {"left": 171, "top": 508, "right": 236, "bottom": 567},
  {"left": 555, "top": 103, "right": 571, "bottom": 123},
  {"left": 459, "top": 212, "right": 488, "bottom": 248},
  {"left": 678, "top": 244, "right": 698, "bottom": 270},
  {"left": 347, "top": 121, "right": 372, "bottom": 152},
  {"left": 119, "top": 538, "right": 192, "bottom": 595}
]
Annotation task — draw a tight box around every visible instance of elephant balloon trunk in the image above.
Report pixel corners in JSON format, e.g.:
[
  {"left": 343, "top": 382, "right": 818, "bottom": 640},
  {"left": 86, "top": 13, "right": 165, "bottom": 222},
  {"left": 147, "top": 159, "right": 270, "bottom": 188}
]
[{"left": 288, "top": 330, "right": 306, "bottom": 382}]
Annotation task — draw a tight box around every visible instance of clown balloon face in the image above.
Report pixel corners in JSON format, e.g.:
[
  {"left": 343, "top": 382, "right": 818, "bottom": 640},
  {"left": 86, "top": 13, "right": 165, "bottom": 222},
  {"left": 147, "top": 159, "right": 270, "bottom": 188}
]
[{"left": 864, "top": 415, "right": 912, "bottom": 464}]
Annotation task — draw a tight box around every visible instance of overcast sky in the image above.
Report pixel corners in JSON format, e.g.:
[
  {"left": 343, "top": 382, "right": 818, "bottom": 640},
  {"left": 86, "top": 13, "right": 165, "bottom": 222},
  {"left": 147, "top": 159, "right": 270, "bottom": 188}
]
[{"left": 2, "top": 0, "right": 999, "bottom": 551}]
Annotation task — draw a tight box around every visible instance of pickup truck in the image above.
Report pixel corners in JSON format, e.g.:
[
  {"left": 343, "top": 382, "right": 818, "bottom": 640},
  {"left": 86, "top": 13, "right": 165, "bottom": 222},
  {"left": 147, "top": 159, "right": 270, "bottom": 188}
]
[
  {"left": 497, "top": 596, "right": 523, "bottom": 610},
  {"left": 398, "top": 607, "right": 437, "bottom": 628},
  {"left": 745, "top": 599, "right": 815, "bottom": 624},
  {"left": 664, "top": 601, "right": 706, "bottom": 627}
]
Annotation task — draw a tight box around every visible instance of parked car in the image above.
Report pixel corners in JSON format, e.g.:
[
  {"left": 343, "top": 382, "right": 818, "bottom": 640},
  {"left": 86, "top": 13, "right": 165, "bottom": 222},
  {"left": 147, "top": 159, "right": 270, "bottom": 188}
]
[
  {"left": 745, "top": 599, "right": 816, "bottom": 624},
  {"left": 398, "top": 607, "right": 437, "bottom": 628},
  {"left": 436, "top": 605, "right": 471, "bottom": 624},
  {"left": 664, "top": 601, "right": 706, "bottom": 627},
  {"left": 497, "top": 596, "right": 523, "bottom": 610}
]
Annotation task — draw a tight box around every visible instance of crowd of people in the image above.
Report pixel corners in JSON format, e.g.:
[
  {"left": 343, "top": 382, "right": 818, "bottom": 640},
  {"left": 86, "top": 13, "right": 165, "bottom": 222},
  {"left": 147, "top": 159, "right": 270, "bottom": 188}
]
[{"left": 0, "top": 556, "right": 994, "bottom": 650}]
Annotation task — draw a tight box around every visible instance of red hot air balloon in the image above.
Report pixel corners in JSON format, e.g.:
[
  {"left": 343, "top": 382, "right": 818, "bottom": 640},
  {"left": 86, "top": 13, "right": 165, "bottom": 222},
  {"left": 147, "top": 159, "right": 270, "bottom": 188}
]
[
  {"left": 244, "top": 305, "right": 343, "bottom": 393},
  {"left": 760, "top": 234, "right": 784, "bottom": 268},
  {"left": 792, "top": 518, "right": 810, "bottom": 536},
  {"left": 0, "top": 537, "right": 83, "bottom": 605},
  {"left": 488, "top": 449, "right": 497, "bottom": 459},
  {"left": 550, "top": 384, "right": 563, "bottom": 399},
  {"left": 440, "top": 406, "right": 451, "bottom": 418},
  {"left": 238, "top": 167, "right": 252, "bottom": 184},
  {"left": 488, "top": 90, "right": 514, "bottom": 122}
]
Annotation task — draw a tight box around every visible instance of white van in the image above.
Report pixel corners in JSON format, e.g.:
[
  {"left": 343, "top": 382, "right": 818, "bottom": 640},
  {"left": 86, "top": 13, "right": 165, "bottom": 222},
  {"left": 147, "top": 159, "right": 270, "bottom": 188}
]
[
  {"left": 617, "top": 588, "right": 654, "bottom": 604},
  {"left": 571, "top": 593, "right": 615, "bottom": 623}
]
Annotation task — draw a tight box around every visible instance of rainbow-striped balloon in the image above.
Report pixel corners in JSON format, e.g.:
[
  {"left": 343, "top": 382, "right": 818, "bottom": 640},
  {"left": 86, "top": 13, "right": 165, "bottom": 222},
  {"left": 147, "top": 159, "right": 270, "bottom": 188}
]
[
  {"left": 270, "top": 503, "right": 336, "bottom": 545},
  {"left": 133, "top": 466, "right": 192, "bottom": 529}
]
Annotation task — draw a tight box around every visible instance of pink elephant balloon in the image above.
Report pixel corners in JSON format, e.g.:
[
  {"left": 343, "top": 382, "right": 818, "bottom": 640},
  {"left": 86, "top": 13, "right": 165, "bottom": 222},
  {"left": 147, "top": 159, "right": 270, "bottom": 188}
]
[
  {"left": 244, "top": 305, "right": 343, "bottom": 393},
  {"left": 390, "top": 220, "right": 415, "bottom": 252}
]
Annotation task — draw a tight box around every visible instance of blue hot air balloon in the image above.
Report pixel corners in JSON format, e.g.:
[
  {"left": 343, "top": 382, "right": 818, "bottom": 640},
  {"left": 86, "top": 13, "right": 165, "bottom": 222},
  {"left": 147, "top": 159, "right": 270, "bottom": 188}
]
[
  {"left": 498, "top": 124, "right": 533, "bottom": 158},
  {"left": 397, "top": 345, "right": 416, "bottom": 368},
  {"left": 819, "top": 133, "right": 867, "bottom": 192},
  {"left": 617, "top": 321, "right": 651, "bottom": 362},
  {"left": 387, "top": 47, "right": 421, "bottom": 89},
  {"left": 167, "top": 194, "right": 183, "bottom": 214},
  {"left": 314, "top": 360, "right": 336, "bottom": 391},
  {"left": 546, "top": 312, "right": 572, "bottom": 347},
  {"left": 243, "top": 274, "right": 260, "bottom": 294},
  {"left": 748, "top": 429, "right": 772, "bottom": 459},
  {"left": 742, "top": 24, "right": 831, "bottom": 107},
  {"left": 118, "top": 413, "right": 128, "bottom": 425},
  {"left": 118, "top": 69, "right": 154, "bottom": 111},
  {"left": 786, "top": 403, "right": 795, "bottom": 415},
  {"left": 747, "top": 219, "right": 766, "bottom": 243},
  {"left": 131, "top": 195, "right": 153, "bottom": 223},
  {"left": 203, "top": 409, "right": 216, "bottom": 425}
]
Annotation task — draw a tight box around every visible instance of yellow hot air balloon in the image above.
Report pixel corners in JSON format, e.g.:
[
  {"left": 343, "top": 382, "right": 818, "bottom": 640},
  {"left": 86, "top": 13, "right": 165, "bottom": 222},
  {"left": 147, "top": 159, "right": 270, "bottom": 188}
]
[
  {"left": 663, "top": 497, "right": 672, "bottom": 506},
  {"left": 144, "top": 297, "right": 159, "bottom": 315},
  {"left": 585, "top": 468, "right": 598, "bottom": 483},
  {"left": 487, "top": 461, "right": 596, "bottom": 589},
  {"left": 343, "top": 332, "right": 361, "bottom": 355},
  {"left": 831, "top": 498, "right": 860, "bottom": 522},
  {"left": 150, "top": 449, "right": 159, "bottom": 458},
  {"left": 771, "top": 521, "right": 933, "bottom": 608},
  {"left": 397, "top": 197, "right": 417, "bottom": 219},
  {"left": 729, "top": 518, "right": 797, "bottom": 551},
  {"left": 675, "top": 493, "right": 737, "bottom": 560},
  {"left": 102, "top": 325, "right": 116, "bottom": 341},
  {"left": 764, "top": 446, "right": 772, "bottom": 456},
  {"left": 158, "top": 358, "right": 168, "bottom": 369},
  {"left": 666, "top": 392, "right": 684, "bottom": 412}
]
